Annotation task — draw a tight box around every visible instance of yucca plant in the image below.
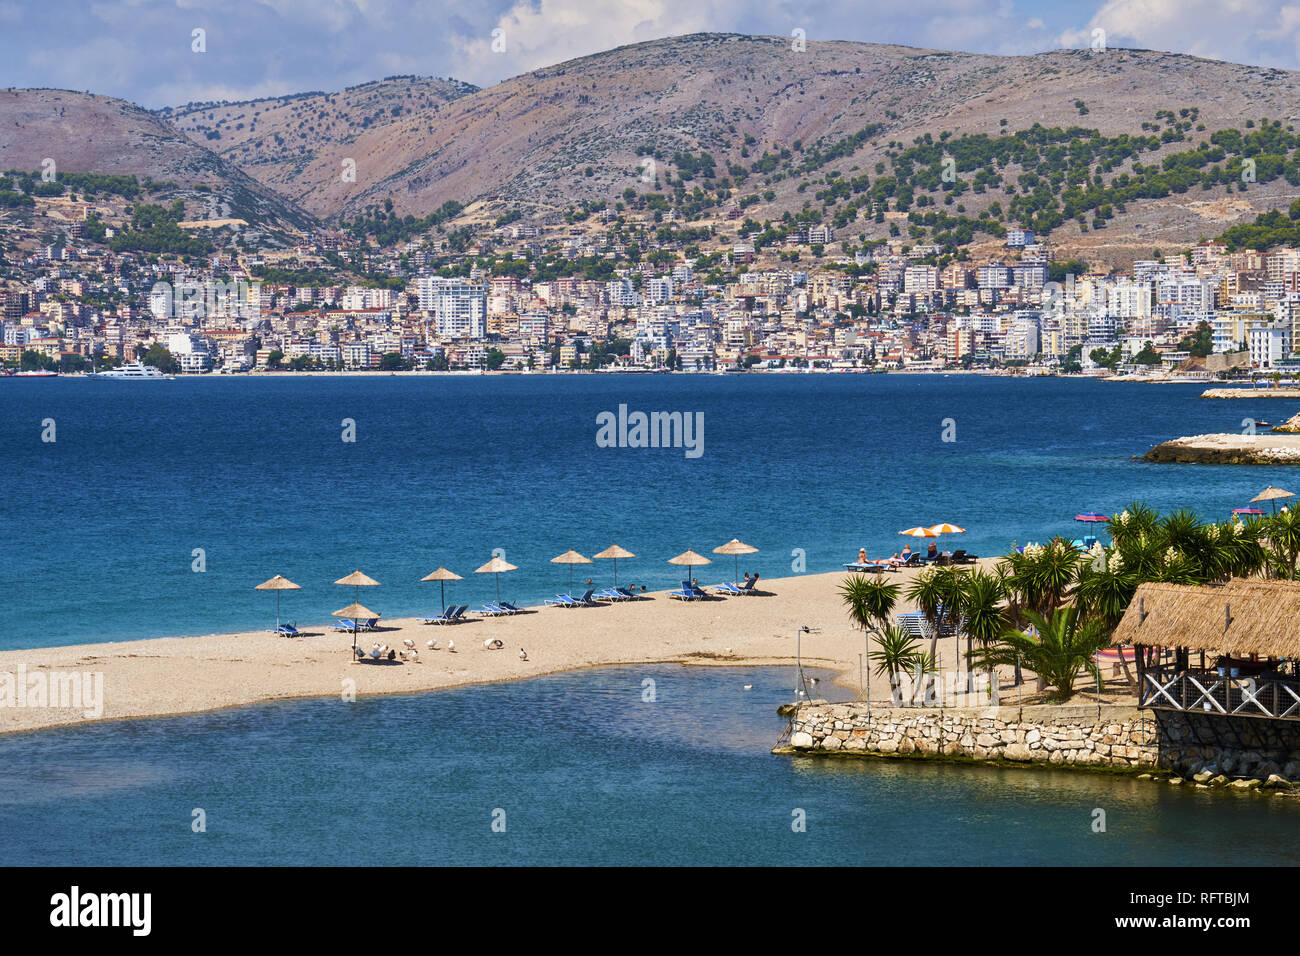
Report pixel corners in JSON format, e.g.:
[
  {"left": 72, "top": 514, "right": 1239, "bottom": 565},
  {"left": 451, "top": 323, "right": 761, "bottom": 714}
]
[
  {"left": 967, "top": 607, "right": 1111, "bottom": 703},
  {"left": 1264, "top": 506, "right": 1300, "bottom": 580}
]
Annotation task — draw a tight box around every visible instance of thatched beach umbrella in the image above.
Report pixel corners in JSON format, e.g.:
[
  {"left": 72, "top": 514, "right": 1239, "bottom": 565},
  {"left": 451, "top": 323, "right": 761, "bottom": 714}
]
[
  {"left": 475, "top": 555, "right": 518, "bottom": 603},
  {"left": 333, "top": 602, "right": 380, "bottom": 653},
  {"left": 420, "top": 566, "right": 463, "bottom": 612},
  {"left": 550, "top": 549, "right": 592, "bottom": 590},
  {"left": 335, "top": 569, "right": 380, "bottom": 604},
  {"left": 713, "top": 538, "right": 758, "bottom": 583},
  {"left": 1252, "top": 485, "right": 1295, "bottom": 513},
  {"left": 254, "top": 574, "right": 300, "bottom": 630},
  {"left": 593, "top": 543, "right": 635, "bottom": 585},
  {"left": 668, "top": 549, "right": 711, "bottom": 588}
]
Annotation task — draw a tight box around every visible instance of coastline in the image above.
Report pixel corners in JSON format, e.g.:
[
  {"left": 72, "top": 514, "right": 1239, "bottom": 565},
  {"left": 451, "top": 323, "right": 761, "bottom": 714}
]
[{"left": 0, "top": 568, "right": 943, "bottom": 736}]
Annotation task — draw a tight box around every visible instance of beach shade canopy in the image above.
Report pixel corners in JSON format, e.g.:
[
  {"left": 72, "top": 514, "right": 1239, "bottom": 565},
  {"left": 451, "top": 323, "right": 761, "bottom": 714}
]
[
  {"left": 550, "top": 549, "right": 592, "bottom": 590},
  {"left": 593, "top": 543, "right": 635, "bottom": 585},
  {"left": 420, "top": 566, "right": 463, "bottom": 612},
  {"left": 926, "top": 523, "right": 966, "bottom": 535},
  {"left": 1073, "top": 512, "right": 1110, "bottom": 523},
  {"left": 335, "top": 568, "right": 380, "bottom": 610},
  {"left": 668, "top": 549, "right": 711, "bottom": 586},
  {"left": 333, "top": 602, "right": 380, "bottom": 651},
  {"left": 1251, "top": 486, "right": 1295, "bottom": 512},
  {"left": 475, "top": 555, "right": 518, "bottom": 603},
  {"left": 713, "top": 538, "right": 759, "bottom": 582},
  {"left": 254, "top": 574, "right": 300, "bottom": 630},
  {"left": 899, "top": 526, "right": 938, "bottom": 538}
]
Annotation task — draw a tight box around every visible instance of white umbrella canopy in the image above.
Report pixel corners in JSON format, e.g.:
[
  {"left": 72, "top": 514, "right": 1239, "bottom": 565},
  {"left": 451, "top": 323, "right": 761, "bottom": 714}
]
[
  {"left": 593, "top": 543, "right": 635, "bottom": 585},
  {"left": 475, "top": 555, "right": 518, "bottom": 603},
  {"left": 713, "top": 539, "right": 758, "bottom": 582},
  {"left": 421, "top": 566, "right": 463, "bottom": 611},
  {"left": 550, "top": 549, "right": 592, "bottom": 590},
  {"left": 255, "top": 574, "right": 300, "bottom": 630}
]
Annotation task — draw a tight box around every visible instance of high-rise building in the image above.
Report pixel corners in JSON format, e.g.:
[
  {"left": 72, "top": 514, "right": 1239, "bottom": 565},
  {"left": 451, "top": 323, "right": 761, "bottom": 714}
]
[{"left": 418, "top": 277, "right": 486, "bottom": 337}]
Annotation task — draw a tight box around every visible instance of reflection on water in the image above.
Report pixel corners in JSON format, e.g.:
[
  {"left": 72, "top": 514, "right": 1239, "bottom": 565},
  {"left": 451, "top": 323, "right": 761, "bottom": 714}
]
[{"left": 1, "top": 665, "right": 1297, "bottom": 866}]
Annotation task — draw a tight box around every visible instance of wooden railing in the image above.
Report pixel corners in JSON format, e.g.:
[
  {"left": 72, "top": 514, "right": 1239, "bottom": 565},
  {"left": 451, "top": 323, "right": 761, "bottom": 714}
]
[{"left": 1139, "top": 665, "right": 1300, "bottom": 720}]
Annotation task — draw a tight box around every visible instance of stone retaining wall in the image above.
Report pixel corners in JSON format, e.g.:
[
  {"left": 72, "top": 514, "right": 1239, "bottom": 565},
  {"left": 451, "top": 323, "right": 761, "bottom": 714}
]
[
  {"left": 781, "top": 702, "right": 1157, "bottom": 768},
  {"left": 781, "top": 702, "right": 1300, "bottom": 778}
]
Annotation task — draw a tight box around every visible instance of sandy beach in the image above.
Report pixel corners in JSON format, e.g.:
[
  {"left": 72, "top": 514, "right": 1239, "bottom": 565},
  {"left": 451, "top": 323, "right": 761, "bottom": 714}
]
[
  {"left": 0, "top": 565, "right": 972, "bottom": 734},
  {"left": 1, "top": 561, "right": 1138, "bottom": 736}
]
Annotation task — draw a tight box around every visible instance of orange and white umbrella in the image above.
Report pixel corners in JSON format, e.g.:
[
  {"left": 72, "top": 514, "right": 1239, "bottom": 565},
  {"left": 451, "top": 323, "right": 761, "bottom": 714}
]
[
  {"left": 927, "top": 523, "right": 965, "bottom": 535},
  {"left": 899, "top": 526, "right": 938, "bottom": 538}
]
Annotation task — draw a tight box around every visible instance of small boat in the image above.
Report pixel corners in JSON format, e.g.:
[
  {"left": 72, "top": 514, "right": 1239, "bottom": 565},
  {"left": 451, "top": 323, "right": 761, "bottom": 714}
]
[
  {"left": 12, "top": 369, "right": 58, "bottom": 378},
  {"left": 1254, "top": 421, "right": 1273, "bottom": 428}
]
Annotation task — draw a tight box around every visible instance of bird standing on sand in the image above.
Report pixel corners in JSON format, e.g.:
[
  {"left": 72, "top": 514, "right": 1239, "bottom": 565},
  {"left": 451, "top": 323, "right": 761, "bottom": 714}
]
[
  {"left": 426, "top": 638, "right": 439, "bottom": 650},
  {"left": 403, "top": 639, "right": 415, "bottom": 650},
  {"left": 519, "top": 648, "right": 528, "bottom": 661},
  {"left": 448, "top": 639, "right": 456, "bottom": 653}
]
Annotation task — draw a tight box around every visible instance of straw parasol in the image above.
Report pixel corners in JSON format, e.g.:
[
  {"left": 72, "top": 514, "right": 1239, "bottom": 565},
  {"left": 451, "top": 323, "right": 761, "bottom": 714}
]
[
  {"left": 335, "top": 569, "right": 380, "bottom": 604},
  {"left": 254, "top": 574, "right": 300, "bottom": 630},
  {"left": 713, "top": 538, "right": 758, "bottom": 583},
  {"left": 593, "top": 543, "right": 635, "bottom": 585},
  {"left": 420, "top": 566, "right": 463, "bottom": 612},
  {"left": 475, "top": 554, "right": 518, "bottom": 603},
  {"left": 668, "top": 549, "right": 711, "bottom": 587},
  {"left": 1251, "top": 485, "right": 1295, "bottom": 513},
  {"left": 550, "top": 549, "right": 592, "bottom": 590},
  {"left": 333, "top": 602, "right": 380, "bottom": 652}
]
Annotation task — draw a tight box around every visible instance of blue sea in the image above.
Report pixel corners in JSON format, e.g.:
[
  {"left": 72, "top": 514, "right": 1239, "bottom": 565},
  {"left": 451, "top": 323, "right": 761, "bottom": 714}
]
[
  {"left": 4, "top": 373, "right": 1296, "bottom": 650},
  {"left": 7, "top": 373, "right": 1300, "bottom": 867},
  {"left": 4, "top": 663, "right": 1299, "bottom": 866}
]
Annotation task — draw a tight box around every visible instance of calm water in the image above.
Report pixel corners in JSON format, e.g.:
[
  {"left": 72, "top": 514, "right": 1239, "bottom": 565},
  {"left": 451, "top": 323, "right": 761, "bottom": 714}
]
[
  {"left": 4, "top": 373, "right": 1297, "bottom": 649},
  {"left": 3, "top": 664, "right": 1297, "bottom": 866}
]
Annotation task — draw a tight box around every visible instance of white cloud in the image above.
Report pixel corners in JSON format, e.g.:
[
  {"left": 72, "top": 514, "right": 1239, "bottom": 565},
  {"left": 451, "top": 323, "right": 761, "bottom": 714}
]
[{"left": 1065, "top": 0, "right": 1300, "bottom": 67}]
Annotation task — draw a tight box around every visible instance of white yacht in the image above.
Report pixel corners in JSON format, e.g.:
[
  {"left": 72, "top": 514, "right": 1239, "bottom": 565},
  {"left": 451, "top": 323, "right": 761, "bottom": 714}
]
[{"left": 89, "top": 362, "right": 166, "bottom": 380}]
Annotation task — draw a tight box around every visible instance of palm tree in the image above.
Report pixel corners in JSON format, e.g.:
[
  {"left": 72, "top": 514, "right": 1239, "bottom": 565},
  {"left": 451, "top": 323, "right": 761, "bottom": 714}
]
[
  {"left": 839, "top": 575, "right": 900, "bottom": 632},
  {"left": 869, "top": 625, "right": 925, "bottom": 705},
  {"left": 906, "top": 566, "right": 962, "bottom": 697},
  {"left": 967, "top": 607, "right": 1111, "bottom": 703},
  {"left": 959, "top": 568, "right": 1007, "bottom": 690}
]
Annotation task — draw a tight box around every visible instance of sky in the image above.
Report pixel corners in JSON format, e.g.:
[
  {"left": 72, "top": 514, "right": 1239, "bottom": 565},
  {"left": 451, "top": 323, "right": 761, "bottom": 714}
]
[{"left": 0, "top": 0, "right": 1297, "bottom": 108}]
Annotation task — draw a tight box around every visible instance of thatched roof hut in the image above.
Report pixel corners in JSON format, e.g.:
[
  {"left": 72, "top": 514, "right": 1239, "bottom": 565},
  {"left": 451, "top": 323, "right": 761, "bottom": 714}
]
[{"left": 1113, "top": 579, "right": 1300, "bottom": 658}]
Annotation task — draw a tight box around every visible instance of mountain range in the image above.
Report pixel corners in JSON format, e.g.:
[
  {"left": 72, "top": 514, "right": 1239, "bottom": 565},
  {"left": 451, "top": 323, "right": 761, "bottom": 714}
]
[{"left": 5, "top": 33, "right": 1300, "bottom": 263}]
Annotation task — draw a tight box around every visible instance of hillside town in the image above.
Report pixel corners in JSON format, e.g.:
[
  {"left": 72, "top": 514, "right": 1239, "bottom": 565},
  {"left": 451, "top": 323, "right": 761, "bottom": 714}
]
[{"left": 3, "top": 212, "right": 1299, "bottom": 378}]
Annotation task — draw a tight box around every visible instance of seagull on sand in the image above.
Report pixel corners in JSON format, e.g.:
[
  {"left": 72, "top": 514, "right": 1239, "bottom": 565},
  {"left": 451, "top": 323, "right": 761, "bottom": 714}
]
[
  {"left": 448, "top": 639, "right": 456, "bottom": 653},
  {"left": 426, "top": 638, "right": 439, "bottom": 650},
  {"left": 403, "top": 639, "right": 415, "bottom": 650},
  {"left": 519, "top": 648, "right": 528, "bottom": 661}
]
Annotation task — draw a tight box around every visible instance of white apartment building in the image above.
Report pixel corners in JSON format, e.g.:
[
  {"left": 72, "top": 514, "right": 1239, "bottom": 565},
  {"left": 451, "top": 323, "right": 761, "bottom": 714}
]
[{"left": 417, "top": 277, "right": 487, "bottom": 338}]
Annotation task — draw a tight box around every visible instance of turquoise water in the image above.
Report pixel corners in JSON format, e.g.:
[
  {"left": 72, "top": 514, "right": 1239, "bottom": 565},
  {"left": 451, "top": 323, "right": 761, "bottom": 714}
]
[
  {"left": 4, "top": 373, "right": 1297, "bottom": 649},
  {"left": 3, "top": 664, "right": 1298, "bottom": 866}
]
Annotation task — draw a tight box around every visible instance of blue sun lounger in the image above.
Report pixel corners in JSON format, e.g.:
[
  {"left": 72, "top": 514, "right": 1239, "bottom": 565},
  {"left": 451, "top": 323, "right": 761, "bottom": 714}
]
[
  {"left": 711, "top": 582, "right": 744, "bottom": 595},
  {"left": 275, "top": 623, "right": 300, "bottom": 637}
]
